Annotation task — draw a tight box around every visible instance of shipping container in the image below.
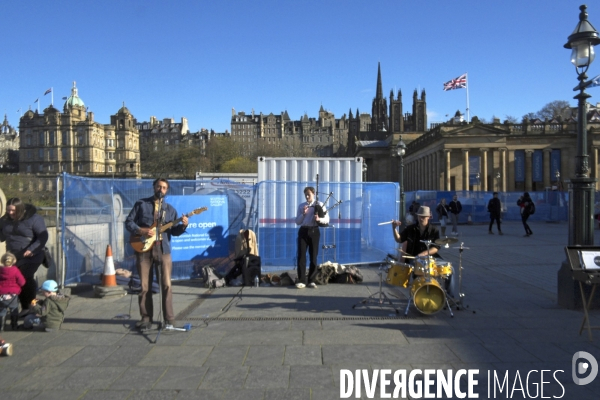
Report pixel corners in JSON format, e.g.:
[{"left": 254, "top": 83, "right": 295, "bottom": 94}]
[{"left": 257, "top": 157, "right": 364, "bottom": 183}]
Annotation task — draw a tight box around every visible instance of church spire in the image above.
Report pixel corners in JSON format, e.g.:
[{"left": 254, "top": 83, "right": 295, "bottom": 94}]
[{"left": 376, "top": 62, "right": 383, "bottom": 100}]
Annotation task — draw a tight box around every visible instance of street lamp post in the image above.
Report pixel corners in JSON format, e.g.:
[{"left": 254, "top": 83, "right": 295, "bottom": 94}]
[
  {"left": 558, "top": 4, "right": 600, "bottom": 309},
  {"left": 391, "top": 135, "right": 407, "bottom": 221},
  {"left": 564, "top": 4, "right": 599, "bottom": 247}
]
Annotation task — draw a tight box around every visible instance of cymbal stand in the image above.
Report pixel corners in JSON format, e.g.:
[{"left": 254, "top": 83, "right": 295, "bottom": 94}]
[
  {"left": 446, "top": 242, "right": 469, "bottom": 310},
  {"left": 353, "top": 259, "right": 401, "bottom": 314}
]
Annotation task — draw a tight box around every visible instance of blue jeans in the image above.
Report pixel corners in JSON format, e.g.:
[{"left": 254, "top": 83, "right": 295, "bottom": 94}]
[{"left": 450, "top": 214, "right": 459, "bottom": 233}]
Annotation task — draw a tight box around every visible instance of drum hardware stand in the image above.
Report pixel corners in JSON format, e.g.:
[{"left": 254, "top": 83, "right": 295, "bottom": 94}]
[
  {"left": 447, "top": 242, "right": 470, "bottom": 310},
  {"left": 353, "top": 259, "right": 401, "bottom": 314}
]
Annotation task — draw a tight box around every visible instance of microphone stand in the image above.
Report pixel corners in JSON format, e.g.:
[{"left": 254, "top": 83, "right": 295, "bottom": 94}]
[{"left": 154, "top": 197, "right": 166, "bottom": 343}]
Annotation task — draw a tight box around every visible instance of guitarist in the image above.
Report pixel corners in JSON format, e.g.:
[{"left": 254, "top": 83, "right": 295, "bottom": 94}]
[{"left": 125, "top": 178, "right": 188, "bottom": 331}]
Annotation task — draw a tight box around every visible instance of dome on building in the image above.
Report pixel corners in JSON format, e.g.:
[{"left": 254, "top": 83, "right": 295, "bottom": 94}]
[
  {"left": 63, "top": 81, "right": 85, "bottom": 110},
  {"left": 117, "top": 102, "right": 131, "bottom": 116}
]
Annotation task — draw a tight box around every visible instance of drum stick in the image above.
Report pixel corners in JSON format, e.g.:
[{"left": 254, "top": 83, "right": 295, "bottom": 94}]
[{"left": 378, "top": 220, "right": 394, "bottom": 225}]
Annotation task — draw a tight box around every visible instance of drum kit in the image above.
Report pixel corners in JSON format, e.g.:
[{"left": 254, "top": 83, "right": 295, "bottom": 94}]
[{"left": 384, "top": 237, "right": 469, "bottom": 317}]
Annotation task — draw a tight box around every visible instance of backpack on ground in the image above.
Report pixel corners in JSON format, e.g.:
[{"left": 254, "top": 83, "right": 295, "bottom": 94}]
[{"left": 202, "top": 266, "right": 226, "bottom": 289}]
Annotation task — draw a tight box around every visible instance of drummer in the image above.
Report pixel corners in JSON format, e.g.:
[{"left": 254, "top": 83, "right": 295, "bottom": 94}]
[{"left": 391, "top": 206, "right": 441, "bottom": 261}]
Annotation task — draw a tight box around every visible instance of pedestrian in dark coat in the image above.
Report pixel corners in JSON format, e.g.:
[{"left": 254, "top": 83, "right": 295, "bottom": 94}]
[{"left": 487, "top": 192, "right": 503, "bottom": 235}]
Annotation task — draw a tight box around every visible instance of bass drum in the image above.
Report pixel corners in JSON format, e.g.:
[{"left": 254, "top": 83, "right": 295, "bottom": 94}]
[{"left": 410, "top": 277, "right": 446, "bottom": 315}]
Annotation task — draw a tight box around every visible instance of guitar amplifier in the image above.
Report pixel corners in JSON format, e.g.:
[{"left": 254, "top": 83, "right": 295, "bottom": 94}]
[{"left": 241, "top": 255, "right": 261, "bottom": 286}]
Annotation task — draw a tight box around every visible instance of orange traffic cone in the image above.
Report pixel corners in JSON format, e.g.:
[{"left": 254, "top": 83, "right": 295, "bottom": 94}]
[
  {"left": 94, "top": 244, "right": 126, "bottom": 298},
  {"left": 101, "top": 245, "right": 117, "bottom": 286}
]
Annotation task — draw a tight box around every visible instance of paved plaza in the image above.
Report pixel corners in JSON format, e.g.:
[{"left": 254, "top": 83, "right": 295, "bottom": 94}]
[{"left": 1, "top": 221, "right": 600, "bottom": 399}]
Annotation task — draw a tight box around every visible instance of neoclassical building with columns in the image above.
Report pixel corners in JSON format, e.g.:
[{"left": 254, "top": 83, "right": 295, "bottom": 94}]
[{"left": 356, "top": 108, "right": 600, "bottom": 193}]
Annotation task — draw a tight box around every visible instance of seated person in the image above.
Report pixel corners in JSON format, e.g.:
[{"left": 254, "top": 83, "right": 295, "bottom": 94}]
[
  {"left": 391, "top": 206, "right": 454, "bottom": 295},
  {"left": 22, "top": 280, "right": 69, "bottom": 332},
  {"left": 391, "top": 206, "right": 440, "bottom": 261},
  {"left": 224, "top": 229, "right": 259, "bottom": 285}
]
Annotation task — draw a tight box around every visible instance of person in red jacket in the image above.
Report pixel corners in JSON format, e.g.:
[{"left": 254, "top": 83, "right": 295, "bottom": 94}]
[{"left": 0, "top": 252, "right": 26, "bottom": 330}]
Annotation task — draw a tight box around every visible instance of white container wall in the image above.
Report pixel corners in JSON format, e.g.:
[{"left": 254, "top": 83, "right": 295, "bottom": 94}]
[{"left": 257, "top": 157, "right": 364, "bottom": 183}]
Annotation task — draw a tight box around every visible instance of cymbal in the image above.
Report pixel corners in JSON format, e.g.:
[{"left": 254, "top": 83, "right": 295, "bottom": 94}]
[
  {"left": 435, "top": 236, "right": 459, "bottom": 246},
  {"left": 451, "top": 246, "right": 470, "bottom": 249},
  {"left": 401, "top": 255, "right": 416, "bottom": 259}
]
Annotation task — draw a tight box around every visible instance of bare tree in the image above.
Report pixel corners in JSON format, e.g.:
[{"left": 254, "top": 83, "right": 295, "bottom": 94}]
[{"left": 537, "top": 100, "right": 571, "bottom": 120}]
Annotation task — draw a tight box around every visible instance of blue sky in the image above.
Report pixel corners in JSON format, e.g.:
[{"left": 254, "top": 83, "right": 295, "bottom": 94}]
[{"left": 2, "top": 1, "right": 600, "bottom": 133}]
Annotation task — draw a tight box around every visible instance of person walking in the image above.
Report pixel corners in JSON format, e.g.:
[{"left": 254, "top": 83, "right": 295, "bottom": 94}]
[
  {"left": 487, "top": 192, "right": 503, "bottom": 235},
  {"left": 436, "top": 198, "right": 450, "bottom": 236},
  {"left": 448, "top": 195, "right": 462, "bottom": 235},
  {"left": 517, "top": 192, "right": 534, "bottom": 237}
]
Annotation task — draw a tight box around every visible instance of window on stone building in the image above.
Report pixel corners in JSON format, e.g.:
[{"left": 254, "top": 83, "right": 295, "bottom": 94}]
[
  {"left": 108, "top": 166, "right": 113, "bottom": 172},
  {"left": 27, "top": 150, "right": 32, "bottom": 159},
  {"left": 38, "top": 164, "right": 43, "bottom": 172},
  {"left": 26, "top": 165, "right": 31, "bottom": 172},
  {"left": 39, "top": 149, "right": 44, "bottom": 159}
]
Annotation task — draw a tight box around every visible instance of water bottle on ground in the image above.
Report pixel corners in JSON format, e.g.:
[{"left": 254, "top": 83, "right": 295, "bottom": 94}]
[{"left": 254, "top": 275, "right": 259, "bottom": 288}]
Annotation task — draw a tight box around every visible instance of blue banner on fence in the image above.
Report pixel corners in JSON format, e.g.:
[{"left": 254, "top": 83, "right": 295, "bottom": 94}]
[
  {"left": 168, "top": 195, "right": 229, "bottom": 262},
  {"left": 515, "top": 150, "right": 525, "bottom": 182},
  {"left": 533, "top": 150, "right": 543, "bottom": 182}
]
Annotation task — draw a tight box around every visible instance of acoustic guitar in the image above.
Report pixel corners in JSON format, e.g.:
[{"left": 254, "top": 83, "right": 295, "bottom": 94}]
[{"left": 129, "top": 207, "right": 208, "bottom": 253}]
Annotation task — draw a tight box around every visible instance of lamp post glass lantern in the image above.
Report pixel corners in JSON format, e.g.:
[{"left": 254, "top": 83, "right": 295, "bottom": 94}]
[
  {"left": 392, "top": 136, "right": 407, "bottom": 221},
  {"left": 564, "top": 4, "right": 600, "bottom": 246}
]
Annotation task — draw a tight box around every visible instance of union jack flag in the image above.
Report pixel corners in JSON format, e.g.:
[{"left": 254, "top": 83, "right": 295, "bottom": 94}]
[
  {"left": 443, "top": 73, "right": 467, "bottom": 91},
  {"left": 44, "top": 88, "right": 52, "bottom": 95}
]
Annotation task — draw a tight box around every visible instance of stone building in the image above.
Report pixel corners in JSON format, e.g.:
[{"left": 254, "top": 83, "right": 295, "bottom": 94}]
[
  {"left": 18, "top": 82, "right": 141, "bottom": 178},
  {"left": 231, "top": 63, "right": 426, "bottom": 158},
  {"left": 395, "top": 109, "right": 600, "bottom": 193},
  {"left": 230, "top": 106, "right": 348, "bottom": 157},
  {"left": 0, "top": 114, "right": 19, "bottom": 171},
  {"left": 137, "top": 116, "right": 189, "bottom": 149}
]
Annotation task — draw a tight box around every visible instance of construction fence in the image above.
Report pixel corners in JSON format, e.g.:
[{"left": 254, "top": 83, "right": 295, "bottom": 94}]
[{"left": 56, "top": 173, "right": 578, "bottom": 286}]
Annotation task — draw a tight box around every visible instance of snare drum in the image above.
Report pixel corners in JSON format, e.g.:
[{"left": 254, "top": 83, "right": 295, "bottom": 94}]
[
  {"left": 386, "top": 262, "right": 413, "bottom": 288},
  {"left": 433, "top": 261, "right": 453, "bottom": 278},
  {"left": 414, "top": 256, "right": 435, "bottom": 276},
  {"left": 410, "top": 276, "right": 446, "bottom": 315}
]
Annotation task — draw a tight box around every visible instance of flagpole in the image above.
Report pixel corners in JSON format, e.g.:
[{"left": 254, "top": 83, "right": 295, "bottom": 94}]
[
  {"left": 51, "top": 87, "right": 54, "bottom": 106},
  {"left": 465, "top": 72, "right": 470, "bottom": 123}
]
